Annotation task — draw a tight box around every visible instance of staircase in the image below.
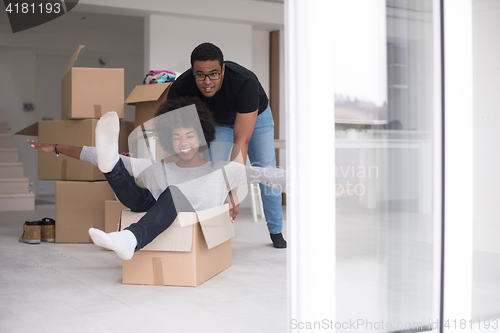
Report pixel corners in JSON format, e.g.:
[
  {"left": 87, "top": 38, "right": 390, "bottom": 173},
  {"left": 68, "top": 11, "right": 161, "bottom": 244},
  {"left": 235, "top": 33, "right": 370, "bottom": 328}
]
[{"left": 0, "top": 121, "right": 34, "bottom": 211}]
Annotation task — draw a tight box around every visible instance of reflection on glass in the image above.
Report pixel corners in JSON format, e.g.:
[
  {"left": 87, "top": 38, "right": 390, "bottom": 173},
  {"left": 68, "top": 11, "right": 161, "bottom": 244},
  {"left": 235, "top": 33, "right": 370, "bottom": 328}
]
[{"left": 335, "top": 0, "right": 436, "bottom": 331}]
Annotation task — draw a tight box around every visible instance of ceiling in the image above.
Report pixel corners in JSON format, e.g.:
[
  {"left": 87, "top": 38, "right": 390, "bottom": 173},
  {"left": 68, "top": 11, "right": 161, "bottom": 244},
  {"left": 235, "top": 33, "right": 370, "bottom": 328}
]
[
  {"left": 0, "top": 0, "right": 283, "bottom": 35},
  {"left": 0, "top": 8, "right": 144, "bottom": 34}
]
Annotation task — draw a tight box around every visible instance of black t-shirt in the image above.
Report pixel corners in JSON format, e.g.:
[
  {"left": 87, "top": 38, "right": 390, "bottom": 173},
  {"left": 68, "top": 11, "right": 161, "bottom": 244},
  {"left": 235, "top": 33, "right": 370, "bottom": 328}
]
[{"left": 167, "top": 61, "right": 269, "bottom": 125}]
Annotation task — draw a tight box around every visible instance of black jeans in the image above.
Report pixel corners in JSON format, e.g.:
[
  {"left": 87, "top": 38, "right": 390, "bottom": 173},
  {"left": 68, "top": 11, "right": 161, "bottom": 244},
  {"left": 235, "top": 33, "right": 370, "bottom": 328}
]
[{"left": 104, "top": 159, "right": 195, "bottom": 250}]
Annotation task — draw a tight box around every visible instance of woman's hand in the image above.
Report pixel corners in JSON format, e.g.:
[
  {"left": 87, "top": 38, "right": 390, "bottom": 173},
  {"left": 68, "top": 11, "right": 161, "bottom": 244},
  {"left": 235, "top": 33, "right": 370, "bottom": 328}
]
[
  {"left": 27, "top": 140, "right": 56, "bottom": 154},
  {"left": 26, "top": 141, "right": 83, "bottom": 160}
]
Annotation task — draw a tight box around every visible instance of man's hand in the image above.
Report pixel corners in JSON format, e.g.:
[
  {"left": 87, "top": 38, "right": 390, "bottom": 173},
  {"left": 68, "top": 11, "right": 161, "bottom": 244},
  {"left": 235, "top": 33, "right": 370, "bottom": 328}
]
[
  {"left": 232, "top": 110, "right": 258, "bottom": 164},
  {"left": 228, "top": 110, "right": 258, "bottom": 222},
  {"left": 227, "top": 191, "right": 240, "bottom": 223},
  {"left": 229, "top": 206, "right": 239, "bottom": 223}
]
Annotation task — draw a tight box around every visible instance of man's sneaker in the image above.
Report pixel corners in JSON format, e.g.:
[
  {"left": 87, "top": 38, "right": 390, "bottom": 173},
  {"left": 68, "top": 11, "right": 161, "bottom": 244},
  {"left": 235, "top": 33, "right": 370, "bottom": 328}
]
[
  {"left": 41, "top": 218, "right": 55, "bottom": 243},
  {"left": 270, "top": 232, "right": 287, "bottom": 248},
  {"left": 19, "top": 220, "right": 41, "bottom": 244}
]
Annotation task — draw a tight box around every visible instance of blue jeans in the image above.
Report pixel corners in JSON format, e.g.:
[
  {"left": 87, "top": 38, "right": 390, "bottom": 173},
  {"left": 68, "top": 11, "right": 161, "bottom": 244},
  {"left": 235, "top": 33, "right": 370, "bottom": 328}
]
[
  {"left": 104, "top": 159, "right": 195, "bottom": 250},
  {"left": 205, "top": 106, "right": 283, "bottom": 234}
]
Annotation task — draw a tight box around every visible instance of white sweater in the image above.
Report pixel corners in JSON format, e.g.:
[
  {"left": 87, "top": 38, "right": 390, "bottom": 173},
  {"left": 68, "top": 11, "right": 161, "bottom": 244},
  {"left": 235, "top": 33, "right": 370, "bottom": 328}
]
[{"left": 80, "top": 147, "right": 286, "bottom": 211}]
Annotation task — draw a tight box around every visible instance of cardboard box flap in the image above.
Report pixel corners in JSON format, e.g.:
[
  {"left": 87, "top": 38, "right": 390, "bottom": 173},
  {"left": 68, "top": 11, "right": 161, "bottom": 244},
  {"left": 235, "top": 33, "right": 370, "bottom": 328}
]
[
  {"left": 64, "top": 45, "right": 84, "bottom": 76},
  {"left": 197, "top": 204, "right": 235, "bottom": 250},
  {"left": 178, "top": 212, "right": 197, "bottom": 227},
  {"left": 119, "top": 210, "right": 195, "bottom": 252},
  {"left": 15, "top": 122, "right": 39, "bottom": 136},
  {"left": 125, "top": 83, "right": 171, "bottom": 104}
]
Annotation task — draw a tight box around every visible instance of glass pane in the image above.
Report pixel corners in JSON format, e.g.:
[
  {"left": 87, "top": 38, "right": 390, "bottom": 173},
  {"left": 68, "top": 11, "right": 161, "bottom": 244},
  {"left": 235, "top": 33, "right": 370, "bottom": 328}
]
[
  {"left": 335, "top": 0, "right": 438, "bottom": 331},
  {"left": 472, "top": 0, "right": 500, "bottom": 324}
]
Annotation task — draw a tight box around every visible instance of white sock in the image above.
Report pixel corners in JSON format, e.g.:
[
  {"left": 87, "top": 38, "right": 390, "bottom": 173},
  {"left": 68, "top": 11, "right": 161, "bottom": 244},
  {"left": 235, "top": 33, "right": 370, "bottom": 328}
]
[
  {"left": 88, "top": 228, "right": 137, "bottom": 260},
  {"left": 96, "top": 111, "right": 120, "bottom": 173}
]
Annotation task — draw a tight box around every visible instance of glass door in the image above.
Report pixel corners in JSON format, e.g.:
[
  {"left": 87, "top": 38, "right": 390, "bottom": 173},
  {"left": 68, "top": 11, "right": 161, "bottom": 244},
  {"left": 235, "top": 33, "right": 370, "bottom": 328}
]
[
  {"left": 286, "top": 0, "right": 443, "bottom": 331},
  {"left": 334, "top": 1, "right": 441, "bottom": 331}
]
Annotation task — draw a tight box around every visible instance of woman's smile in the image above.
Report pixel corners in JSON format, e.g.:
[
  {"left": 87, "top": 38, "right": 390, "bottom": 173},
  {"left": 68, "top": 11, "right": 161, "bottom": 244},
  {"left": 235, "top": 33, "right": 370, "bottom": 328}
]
[
  {"left": 179, "top": 147, "right": 193, "bottom": 153},
  {"left": 172, "top": 126, "right": 206, "bottom": 167}
]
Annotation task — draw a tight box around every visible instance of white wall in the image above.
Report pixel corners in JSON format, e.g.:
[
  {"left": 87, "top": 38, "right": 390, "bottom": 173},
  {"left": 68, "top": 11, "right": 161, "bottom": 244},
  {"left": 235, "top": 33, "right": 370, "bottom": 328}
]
[
  {"left": 0, "top": 12, "right": 144, "bottom": 195},
  {"left": 145, "top": 14, "right": 252, "bottom": 73},
  {"left": 473, "top": 0, "right": 500, "bottom": 254},
  {"left": 77, "top": 0, "right": 284, "bottom": 29},
  {"left": 252, "top": 29, "right": 270, "bottom": 97}
]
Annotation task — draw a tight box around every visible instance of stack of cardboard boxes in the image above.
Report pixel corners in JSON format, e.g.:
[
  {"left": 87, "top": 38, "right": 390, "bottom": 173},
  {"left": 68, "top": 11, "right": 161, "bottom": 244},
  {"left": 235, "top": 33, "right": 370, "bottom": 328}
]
[{"left": 17, "top": 45, "right": 134, "bottom": 242}]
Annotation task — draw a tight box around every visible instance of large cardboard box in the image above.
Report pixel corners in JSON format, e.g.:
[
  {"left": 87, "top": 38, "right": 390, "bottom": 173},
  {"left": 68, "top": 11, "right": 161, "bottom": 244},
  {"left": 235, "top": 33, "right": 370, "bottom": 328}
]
[
  {"left": 62, "top": 45, "right": 124, "bottom": 120},
  {"left": 55, "top": 181, "right": 115, "bottom": 243},
  {"left": 16, "top": 119, "right": 134, "bottom": 181},
  {"left": 104, "top": 199, "right": 127, "bottom": 251},
  {"left": 120, "top": 204, "right": 234, "bottom": 287},
  {"left": 125, "top": 83, "right": 172, "bottom": 128},
  {"left": 105, "top": 200, "right": 127, "bottom": 233}
]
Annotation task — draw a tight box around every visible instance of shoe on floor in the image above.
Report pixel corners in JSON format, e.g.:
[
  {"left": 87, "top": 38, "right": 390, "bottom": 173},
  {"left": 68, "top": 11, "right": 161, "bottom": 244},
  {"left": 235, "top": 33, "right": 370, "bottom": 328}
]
[
  {"left": 19, "top": 220, "right": 42, "bottom": 244},
  {"left": 41, "top": 217, "right": 55, "bottom": 243},
  {"left": 270, "top": 232, "right": 287, "bottom": 249}
]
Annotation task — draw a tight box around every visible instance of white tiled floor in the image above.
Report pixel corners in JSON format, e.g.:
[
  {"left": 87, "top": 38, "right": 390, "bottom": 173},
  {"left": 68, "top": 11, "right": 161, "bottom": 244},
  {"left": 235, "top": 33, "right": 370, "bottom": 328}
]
[{"left": 0, "top": 202, "right": 287, "bottom": 333}]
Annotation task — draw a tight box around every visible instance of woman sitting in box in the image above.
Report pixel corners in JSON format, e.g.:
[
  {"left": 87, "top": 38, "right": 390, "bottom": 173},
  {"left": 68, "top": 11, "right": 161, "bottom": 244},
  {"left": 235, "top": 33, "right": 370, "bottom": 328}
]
[{"left": 27, "top": 97, "right": 287, "bottom": 260}]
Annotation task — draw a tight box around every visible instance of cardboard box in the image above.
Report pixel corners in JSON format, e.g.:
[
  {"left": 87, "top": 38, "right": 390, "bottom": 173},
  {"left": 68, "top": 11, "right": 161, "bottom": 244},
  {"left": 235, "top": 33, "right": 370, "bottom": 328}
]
[
  {"left": 16, "top": 119, "right": 134, "bottom": 181},
  {"left": 120, "top": 204, "right": 234, "bottom": 287},
  {"left": 62, "top": 45, "right": 124, "bottom": 120},
  {"left": 125, "top": 83, "right": 172, "bottom": 128},
  {"left": 55, "top": 181, "right": 115, "bottom": 243},
  {"left": 105, "top": 200, "right": 127, "bottom": 233}
]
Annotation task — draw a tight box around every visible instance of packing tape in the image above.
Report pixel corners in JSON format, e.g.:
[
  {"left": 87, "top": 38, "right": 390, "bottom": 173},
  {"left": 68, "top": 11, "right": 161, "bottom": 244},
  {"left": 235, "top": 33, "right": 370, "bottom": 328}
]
[
  {"left": 152, "top": 257, "right": 164, "bottom": 285},
  {"left": 94, "top": 105, "right": 102, "bottom": 118}
]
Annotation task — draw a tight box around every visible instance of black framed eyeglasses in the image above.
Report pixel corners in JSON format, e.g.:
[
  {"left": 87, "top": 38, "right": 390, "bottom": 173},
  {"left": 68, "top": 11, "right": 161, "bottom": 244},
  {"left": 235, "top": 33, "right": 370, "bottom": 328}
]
[{"left": 193, "top": 71, "right": 222, "bottom": 81}]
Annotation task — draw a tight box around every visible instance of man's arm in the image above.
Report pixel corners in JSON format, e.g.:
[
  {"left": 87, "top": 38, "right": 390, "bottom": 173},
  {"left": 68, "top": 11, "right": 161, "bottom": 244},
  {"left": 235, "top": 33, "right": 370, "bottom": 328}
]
[
  {"left": 231, "top": 110, "right": 258, "bottom": 164},
  {"left": 226, "top": 110, "right": 258, "bottom": 221}
]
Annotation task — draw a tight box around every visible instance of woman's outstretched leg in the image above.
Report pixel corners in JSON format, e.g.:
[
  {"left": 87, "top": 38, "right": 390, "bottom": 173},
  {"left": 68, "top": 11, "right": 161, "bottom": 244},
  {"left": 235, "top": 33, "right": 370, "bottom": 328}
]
[
  {"left": 96, "top": 111, "right": 155, "bottom": 212},
  {"left": 89, "top": 186, "right": 194, "bottom": 260},
  {"left": 96, "top": 111, "right": 120, "bottom": 173},
  {"left": 125, "top": 186, "right": 195, "bottom": 250},
  {"left": 104, "top": 159, "right": 156, "bottom": 212},
  {"left": 88, "top": 228, "right": 137, "bottom": 260}
]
